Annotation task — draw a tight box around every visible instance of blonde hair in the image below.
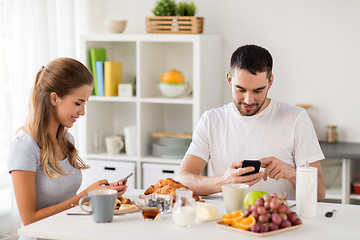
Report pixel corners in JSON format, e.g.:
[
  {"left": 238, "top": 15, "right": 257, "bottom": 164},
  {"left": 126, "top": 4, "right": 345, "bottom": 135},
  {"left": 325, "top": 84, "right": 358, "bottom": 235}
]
[{"left": 24, "top": 57, "right": 93, "bottom": 178}]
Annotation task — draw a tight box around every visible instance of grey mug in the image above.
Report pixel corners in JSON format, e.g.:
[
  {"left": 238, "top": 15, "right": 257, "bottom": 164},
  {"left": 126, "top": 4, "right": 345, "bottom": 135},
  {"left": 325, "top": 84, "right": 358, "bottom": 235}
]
[{"left": 79, "top": 189, "right": 117, "bottom": 223}]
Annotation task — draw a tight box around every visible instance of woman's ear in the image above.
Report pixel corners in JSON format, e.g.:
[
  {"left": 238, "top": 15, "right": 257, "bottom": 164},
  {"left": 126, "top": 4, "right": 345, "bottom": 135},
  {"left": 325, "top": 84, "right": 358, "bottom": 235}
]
[{"left": 49, "top": 92, "right": 58, "bottom": 106}]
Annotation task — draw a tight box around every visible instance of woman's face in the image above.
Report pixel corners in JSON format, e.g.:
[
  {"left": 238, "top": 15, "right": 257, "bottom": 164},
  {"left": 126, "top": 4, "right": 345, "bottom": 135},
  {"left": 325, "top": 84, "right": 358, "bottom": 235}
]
[{"left": 51, "top": 84, "right": 93, "bottom": 128}]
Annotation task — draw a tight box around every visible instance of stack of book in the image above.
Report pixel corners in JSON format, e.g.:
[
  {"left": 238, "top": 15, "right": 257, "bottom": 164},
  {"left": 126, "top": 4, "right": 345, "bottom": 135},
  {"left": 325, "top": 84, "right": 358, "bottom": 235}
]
[{"left": 89, "top": 48, "right": 123, "bottom": 96}]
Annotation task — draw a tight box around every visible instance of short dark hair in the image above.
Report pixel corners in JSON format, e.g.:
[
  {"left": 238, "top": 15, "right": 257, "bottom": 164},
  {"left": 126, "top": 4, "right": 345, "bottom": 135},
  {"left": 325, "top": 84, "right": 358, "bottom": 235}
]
[{"left": 230, "top": 44, "right": 273, "bottom": 79}]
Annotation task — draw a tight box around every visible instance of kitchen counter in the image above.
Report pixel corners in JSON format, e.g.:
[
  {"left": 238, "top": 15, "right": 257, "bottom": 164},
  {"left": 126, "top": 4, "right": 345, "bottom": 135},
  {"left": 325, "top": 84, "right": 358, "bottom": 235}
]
[
  {"left": 18, "top": 189, "right": 360, "bottom": 240},
  {"left": 320, "top": 141, "right": 360, "bottom": 159}
]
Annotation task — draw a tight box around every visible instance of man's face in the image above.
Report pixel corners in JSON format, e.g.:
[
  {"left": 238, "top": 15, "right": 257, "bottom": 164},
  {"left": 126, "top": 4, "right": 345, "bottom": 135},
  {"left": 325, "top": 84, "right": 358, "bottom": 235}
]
[{"left": 227, "top": 69, "right": 273, "bottom": 116}]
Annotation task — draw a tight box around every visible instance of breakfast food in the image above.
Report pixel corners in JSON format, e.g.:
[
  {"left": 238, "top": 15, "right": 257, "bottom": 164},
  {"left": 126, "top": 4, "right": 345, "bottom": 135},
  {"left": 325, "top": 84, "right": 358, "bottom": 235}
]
[
  {"left": 161, "top": 69, "right": 185, "bottom": 83},
  {"left": 115, "top": 196, "right": 132, "bottom": 210},
  {"left": 221, "top": 192, "right": 302, "bottom": 233},
  {"left": 245, "top": 192, "right": 302, "bottom": 233},
  {"left": 196, "top": 202, "right": 219, "bottom": 220},
  {"left": 144, "top": 178, "right": 203, "bottom": 202}
]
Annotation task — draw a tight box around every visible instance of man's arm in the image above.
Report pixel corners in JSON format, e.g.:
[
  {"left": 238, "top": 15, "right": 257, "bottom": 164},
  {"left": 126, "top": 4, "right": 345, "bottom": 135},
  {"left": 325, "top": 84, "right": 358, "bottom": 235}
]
[
  {"left": 176, "top": 154, "right": 264, "bottom": 196},
  {"left": 310, "top": 161, "right": 326, "bottom": 202},
  {"left": 260, "top": 157, "right": 326, "bottom": 202}
]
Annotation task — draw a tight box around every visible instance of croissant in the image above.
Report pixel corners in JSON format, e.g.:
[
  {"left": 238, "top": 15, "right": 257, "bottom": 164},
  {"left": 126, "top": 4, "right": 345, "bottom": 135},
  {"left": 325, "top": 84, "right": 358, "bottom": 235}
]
[{"left": 144, "top": 178, "right": 203, "bottom": 202}]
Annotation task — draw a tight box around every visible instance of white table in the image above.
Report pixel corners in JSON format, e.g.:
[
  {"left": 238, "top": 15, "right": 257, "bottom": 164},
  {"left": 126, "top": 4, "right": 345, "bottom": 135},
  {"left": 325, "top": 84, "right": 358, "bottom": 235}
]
[{"left": 18, "top": 189, "right": 360, "bottom": 240}]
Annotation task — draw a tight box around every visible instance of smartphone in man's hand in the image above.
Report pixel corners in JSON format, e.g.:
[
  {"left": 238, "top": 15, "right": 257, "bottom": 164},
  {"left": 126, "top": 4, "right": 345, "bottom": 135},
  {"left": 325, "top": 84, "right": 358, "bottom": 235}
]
[{"left": 241, "top": 160, "right": 261, "bottom": 176}]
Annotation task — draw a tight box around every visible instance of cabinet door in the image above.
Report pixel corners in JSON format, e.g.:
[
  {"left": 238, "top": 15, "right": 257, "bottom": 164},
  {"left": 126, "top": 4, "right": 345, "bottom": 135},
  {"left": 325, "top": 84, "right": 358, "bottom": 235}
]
[
  {"left": 142, "top": 163, "right": 180, "bottom": 188},
  {"left": 83, "top": 159, "right": 136, "bottom": 189}
]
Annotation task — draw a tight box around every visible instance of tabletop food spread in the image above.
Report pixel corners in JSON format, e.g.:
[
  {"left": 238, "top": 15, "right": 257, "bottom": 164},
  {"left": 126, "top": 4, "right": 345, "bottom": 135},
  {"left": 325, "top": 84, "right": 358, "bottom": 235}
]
[{"left": 18, "top": 177, "right": 360, "bottom": 240}]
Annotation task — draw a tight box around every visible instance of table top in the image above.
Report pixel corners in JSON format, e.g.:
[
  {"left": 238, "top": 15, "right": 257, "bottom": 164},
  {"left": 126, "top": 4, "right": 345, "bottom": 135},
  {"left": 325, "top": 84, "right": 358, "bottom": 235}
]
[
  {"left": 320, "top": 141, "right": 360, "bottom": 159},
  {"left": 18, "top": 189, "right": 360, "bottom": 240}
]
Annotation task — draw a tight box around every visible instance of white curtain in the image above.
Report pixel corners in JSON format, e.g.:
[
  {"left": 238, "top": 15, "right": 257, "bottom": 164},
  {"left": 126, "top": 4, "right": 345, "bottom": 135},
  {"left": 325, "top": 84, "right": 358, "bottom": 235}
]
[{"left": 7, "top": 0, "right": 76, "bottom": 238}]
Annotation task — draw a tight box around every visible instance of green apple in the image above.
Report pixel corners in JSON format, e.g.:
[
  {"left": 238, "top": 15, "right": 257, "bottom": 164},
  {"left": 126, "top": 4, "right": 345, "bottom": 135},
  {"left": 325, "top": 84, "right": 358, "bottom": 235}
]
[{"left": 244, "top": 190, "right": 268, "bottom": 208}]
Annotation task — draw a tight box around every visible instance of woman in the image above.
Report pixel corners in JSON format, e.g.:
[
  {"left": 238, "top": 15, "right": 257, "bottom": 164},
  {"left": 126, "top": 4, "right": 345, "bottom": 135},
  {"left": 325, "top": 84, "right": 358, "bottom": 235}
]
[{"left": 8, "top": 58, "right": 127, "bottom": 227}]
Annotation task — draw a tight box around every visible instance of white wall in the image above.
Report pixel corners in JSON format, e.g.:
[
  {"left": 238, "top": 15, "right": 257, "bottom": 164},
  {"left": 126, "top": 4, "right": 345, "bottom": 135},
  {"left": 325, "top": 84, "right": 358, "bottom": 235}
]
[{"left": 96, "top": 0, "right": 360, "bottom": 143}]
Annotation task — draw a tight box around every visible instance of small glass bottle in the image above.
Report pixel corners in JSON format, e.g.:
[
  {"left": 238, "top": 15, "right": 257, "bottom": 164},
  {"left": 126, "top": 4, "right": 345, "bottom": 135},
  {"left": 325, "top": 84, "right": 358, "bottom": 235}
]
[
  {"left": 326, "top": 125, "right": 338, "bottom": 143},
  {"left": 172, "top": 188, "right": 196, "bottom": 227}
]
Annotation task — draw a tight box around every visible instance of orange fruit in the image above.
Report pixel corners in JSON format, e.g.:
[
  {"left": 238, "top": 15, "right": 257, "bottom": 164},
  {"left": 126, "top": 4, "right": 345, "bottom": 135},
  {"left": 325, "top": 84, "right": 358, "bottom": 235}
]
[
  {"left": 222, "top": 210, "right": 244, "bottom": 225},
  {"left": 161, "top": 69, "right": 185, "bottom": 83},
  {"left": 232, "top": 215, "right": 256, "bottom": 230}
]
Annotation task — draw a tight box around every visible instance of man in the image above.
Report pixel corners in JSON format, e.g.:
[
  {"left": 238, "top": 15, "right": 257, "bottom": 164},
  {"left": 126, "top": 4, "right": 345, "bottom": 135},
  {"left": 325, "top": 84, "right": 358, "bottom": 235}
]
[{"left": 176, "top": 44, "right": 325, "bottom": 201}]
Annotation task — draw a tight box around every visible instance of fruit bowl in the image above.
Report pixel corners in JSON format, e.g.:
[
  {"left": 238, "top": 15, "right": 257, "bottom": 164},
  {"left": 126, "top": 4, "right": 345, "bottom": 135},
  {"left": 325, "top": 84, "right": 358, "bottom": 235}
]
[{"left": 158, "top": 82, "right": 189, "bottom": 98}]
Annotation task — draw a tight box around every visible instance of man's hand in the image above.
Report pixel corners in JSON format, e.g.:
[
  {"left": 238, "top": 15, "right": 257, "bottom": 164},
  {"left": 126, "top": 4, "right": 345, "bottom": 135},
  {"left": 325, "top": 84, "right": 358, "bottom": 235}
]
[
  {"left": 222, "top": 161, "right": 264, "bottom": 186},
  {"left": 260, "top": 157, "right": 296, "bottom": 182}
]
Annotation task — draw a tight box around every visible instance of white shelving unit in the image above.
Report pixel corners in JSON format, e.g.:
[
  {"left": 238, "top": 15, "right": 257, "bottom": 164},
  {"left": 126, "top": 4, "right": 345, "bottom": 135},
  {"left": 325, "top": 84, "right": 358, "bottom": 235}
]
[{"left": 78, "top": 34, "right": 222, "bottom": 189}]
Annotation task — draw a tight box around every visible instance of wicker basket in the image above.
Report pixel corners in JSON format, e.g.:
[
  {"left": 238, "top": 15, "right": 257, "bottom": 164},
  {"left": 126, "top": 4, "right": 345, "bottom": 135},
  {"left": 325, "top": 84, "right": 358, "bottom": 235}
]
[{"left": 145, "top": 16, "right": 204, "bottom": 34}]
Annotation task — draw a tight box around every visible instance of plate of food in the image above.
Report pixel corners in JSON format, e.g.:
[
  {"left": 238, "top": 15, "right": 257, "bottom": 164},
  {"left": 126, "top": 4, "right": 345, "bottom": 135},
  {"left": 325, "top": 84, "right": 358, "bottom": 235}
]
[
  {"left": 78, "top": 196, "right": 139, "bottom": 215},
  {"left": 217, "top": 192, "right": 302, "bottom": 237},
  {"left": 216, "top": 221, "right": 302, "bottom": 237}
]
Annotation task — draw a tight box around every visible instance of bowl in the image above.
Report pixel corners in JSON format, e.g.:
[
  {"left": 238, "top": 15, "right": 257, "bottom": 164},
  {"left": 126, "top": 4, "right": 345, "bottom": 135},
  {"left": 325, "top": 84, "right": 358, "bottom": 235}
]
[
  {"left": 353, "top": 182, "right": 360, "bottom": 194},
  {"left": 144, "top": 194, "right": 173, "bottom": 213},
  {"left": 158, "top": 82, "right": 189, "bottom": 98},
  {"left": 104, "top": 20, "right": 127, "bottom": 33}
]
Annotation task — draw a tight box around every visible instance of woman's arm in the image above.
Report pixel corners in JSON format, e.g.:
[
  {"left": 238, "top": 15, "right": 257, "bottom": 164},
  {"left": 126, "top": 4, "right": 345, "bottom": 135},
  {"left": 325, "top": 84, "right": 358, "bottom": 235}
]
[{"left": 11, "top": 170, "right": 127, "bottom": 225}]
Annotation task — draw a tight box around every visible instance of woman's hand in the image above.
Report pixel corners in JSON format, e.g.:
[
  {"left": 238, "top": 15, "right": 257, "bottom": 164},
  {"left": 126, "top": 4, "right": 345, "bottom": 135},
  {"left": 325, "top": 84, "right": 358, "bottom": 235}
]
[{"left": 83, "top": 179, "right": 128, "bottom": 197}]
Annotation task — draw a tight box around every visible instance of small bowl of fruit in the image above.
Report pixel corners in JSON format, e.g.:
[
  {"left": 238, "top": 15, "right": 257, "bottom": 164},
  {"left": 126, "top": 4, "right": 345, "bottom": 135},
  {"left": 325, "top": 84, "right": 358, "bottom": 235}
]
[
  {"left": 158, "top": 69, "right": 190, "bottom": 98},
  {"left": 144, "top": 194, "right": 173, "bottom": 214}
]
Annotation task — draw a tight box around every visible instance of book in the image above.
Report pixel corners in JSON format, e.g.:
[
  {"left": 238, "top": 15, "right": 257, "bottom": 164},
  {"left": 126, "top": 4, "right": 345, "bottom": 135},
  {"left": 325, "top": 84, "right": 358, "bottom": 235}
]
[
  {"left": 104, "top": 61, "right": 123, "bottom": 96},
  {"left": 89, "top": 48, "right": 107, "bottom": 96},
  {"left": 95, "top": 61, "right": 105, "bottom": 96}
]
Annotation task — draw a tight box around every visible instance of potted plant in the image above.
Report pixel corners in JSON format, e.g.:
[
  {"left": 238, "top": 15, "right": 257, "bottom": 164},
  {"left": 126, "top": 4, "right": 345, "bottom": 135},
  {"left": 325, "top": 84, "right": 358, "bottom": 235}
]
[{"left": 146, "top": 0, "right": 204, "bottom": 34}]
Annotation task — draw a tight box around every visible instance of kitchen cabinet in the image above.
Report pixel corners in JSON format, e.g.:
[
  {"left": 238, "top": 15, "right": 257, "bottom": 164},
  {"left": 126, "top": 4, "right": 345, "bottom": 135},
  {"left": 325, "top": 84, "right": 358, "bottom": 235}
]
[
  {"left": 320, "top": 142, "right": 360, "bottom": 204},
  {"left": 78, "top": 34, "right": 222, "bottom": 189}
]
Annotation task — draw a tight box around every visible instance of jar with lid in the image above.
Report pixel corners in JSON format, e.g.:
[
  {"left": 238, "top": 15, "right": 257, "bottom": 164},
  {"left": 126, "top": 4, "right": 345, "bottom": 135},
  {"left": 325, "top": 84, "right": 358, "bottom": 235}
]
[
  {"left": 172, "top": 188, "right": 196, "bottom": 227},
  {"left": 326, "top": 125, "right": 338, "bottom": 143}
]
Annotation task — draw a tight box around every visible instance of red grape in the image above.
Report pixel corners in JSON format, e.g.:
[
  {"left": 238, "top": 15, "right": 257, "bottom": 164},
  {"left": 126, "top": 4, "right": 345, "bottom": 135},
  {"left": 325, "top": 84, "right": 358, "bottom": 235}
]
[
  {"left": 260, "top": 223, "right": 269, "bottom": 233},
  {"left": 251, "top": 210, "right": 259, "bottom": 219},
  {"left": 280, "top": 213, "right": 288, "bottom": 220},
  {"left": 269, "top": 222, "right": 280, "bottom": 231},
  {"left": 271, "top": 213, "right": 282, "bottom": 225},
  {"left": 278, "top": 204, "right": 288, "bottom": 214},
  {"left": 264, "top": 201, "right": 270, "bottom": 210},
  {"left": 250, "top": 223, "right": 261, "bottom": 233},
  {"left": 257, "top": 206, "right": 266, "bottom": 215},
  {"left": 271, "top": 192, "right": 279, "bottom": 198},
  {"left": 280, "top": 219, "right": 291, "bottom": 228},
  {"left": 288, "top": 211, "right": 298, "bottom": 223},
  {"left": 293, "top": 218, "right": 302, "bottom": 225},
  {"left": 250, "top": 204, "right": 259, "bottom": 212},
  {"left": 270, "top": 199, "right": 280, "bottom": 211},
  {"left": 263, "top": 194, "right": 271, "bottom": 202},
  {"left": 258, "top": 214, "right": 270, "bottom": 223},
  {"left": 256, "top": 197, "right": 265, "bottom": 206}
]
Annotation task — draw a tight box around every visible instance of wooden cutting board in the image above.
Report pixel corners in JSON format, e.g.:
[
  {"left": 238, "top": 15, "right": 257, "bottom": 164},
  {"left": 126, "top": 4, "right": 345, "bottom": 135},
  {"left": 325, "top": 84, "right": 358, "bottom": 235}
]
[{"left": 151, "top": 131, "right": 192, "bottom": 139}]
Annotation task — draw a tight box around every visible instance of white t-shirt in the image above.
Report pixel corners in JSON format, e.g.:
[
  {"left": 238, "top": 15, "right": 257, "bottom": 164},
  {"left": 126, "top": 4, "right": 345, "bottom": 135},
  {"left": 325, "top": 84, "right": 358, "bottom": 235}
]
[{"left": 186, "top": 99, "right": 324, "bottom": 199}]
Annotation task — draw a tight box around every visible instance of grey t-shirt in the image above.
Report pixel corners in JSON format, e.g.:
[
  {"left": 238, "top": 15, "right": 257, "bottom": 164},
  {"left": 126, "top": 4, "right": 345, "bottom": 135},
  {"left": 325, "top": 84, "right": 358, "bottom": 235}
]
[{"left": 8, "top": 130, "right": 82, "bottom": 210}]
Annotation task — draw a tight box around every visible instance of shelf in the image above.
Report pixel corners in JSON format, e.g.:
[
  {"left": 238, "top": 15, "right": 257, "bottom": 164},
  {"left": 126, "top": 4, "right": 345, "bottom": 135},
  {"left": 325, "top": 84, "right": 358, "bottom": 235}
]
[
  {"left": 89, "top": 96, "right": 137, "bottom": 103},
  {"left": 350, "top": 194, "right": 360, "bottom": 200},
  {"left": 79, "top": 34, "right": 221, "bottom": 189},
  {"left": 140, "top": 156, "right": 183, "bottom": 165},
  {"left": 87, "top": 153, "right": 138, "bottom": 162},
  {"left": 140, "top": 96, "right": 193, "bottom": 104},
  {"left": 324, "top": 188, "right": 342, "bottom": 200}
]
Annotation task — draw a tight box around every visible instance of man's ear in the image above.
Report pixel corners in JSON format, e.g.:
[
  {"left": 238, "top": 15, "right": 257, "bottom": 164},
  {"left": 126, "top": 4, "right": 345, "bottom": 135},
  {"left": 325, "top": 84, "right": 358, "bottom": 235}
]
[
  {"left": 49, "top": 92, "right": 58, "bottom": 106},
  {"left": 226, "top": 72, "right": 232, "bottom": 87},
  {"left": 268, "top": 74, "right": 274, "bottom": 89}
]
